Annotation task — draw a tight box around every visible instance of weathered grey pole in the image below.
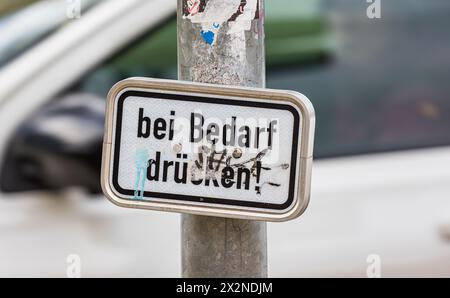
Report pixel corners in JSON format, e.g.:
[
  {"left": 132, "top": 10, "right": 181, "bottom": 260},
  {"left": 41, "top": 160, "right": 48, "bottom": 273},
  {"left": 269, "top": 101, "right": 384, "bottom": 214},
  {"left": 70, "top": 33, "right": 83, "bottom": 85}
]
[{"left": 177, "top": 0, "right": 267, "bottom": 277}]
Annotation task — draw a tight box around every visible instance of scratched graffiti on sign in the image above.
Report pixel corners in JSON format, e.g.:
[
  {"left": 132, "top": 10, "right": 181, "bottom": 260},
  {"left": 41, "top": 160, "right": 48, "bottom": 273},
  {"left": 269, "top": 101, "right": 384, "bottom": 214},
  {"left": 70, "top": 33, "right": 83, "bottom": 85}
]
[{"left": 189, "top": 145, "right": 289, "bottom": 195}]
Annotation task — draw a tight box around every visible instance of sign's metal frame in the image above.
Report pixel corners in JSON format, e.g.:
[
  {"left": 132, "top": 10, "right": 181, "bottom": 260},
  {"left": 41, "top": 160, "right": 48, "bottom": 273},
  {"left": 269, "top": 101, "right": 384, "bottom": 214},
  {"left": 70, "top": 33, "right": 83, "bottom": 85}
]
[{"left": 101, "top": 78, "right": 315, "bottom": 222}]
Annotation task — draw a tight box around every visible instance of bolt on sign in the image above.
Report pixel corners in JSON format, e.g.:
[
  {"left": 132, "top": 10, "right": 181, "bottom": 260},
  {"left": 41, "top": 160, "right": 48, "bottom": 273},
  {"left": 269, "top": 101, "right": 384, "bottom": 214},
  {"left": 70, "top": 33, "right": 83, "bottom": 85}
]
[{"left": 101, "top": 78, "right": 315, "bottom": 221}]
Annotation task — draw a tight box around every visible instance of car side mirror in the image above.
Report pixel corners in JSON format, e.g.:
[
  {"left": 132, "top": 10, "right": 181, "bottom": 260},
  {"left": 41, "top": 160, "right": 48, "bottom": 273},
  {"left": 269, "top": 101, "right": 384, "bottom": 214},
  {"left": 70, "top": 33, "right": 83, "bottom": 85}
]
[{"left": 0, "top": 93, "right": 104, "bottom": 194}]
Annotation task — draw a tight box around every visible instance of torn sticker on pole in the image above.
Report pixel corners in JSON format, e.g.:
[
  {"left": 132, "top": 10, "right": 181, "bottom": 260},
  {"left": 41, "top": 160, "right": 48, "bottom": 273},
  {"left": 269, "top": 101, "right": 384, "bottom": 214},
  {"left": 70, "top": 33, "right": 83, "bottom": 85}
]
[{"left": 183, "top": 0, "right": 259, "bottom": 45}]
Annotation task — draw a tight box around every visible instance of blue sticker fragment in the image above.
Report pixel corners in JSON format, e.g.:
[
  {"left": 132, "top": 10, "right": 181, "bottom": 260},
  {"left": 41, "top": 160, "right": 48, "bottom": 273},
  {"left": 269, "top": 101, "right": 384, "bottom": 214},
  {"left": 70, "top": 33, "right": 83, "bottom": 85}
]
[
  {"left": 201, "top": 30, "right": 215, "bottom": 45},
  {"left": 134, "top": 148, "right": 149, "bottom": 200}
]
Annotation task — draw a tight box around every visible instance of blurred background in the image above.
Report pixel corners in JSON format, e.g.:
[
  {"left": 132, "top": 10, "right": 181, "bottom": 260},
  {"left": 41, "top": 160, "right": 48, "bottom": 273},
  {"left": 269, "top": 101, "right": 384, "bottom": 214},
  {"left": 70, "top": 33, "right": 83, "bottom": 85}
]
[{"left": 0, "top": 0, "right": 450, "bottom": 277}]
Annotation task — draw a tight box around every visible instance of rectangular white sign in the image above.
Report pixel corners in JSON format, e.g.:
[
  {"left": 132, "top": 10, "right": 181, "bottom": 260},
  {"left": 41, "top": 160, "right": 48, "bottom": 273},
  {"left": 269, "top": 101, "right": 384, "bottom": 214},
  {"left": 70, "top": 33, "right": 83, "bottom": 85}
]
[{"left": 101, "top": 78, "right": 315, "bottom": 221}]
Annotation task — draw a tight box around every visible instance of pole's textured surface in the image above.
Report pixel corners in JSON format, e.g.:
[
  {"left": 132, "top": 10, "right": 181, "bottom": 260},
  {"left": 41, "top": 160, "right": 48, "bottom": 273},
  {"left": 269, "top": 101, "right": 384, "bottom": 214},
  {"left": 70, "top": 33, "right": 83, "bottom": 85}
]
[{"left": 177, "top": 0, "right": 267, "bottom": 277}]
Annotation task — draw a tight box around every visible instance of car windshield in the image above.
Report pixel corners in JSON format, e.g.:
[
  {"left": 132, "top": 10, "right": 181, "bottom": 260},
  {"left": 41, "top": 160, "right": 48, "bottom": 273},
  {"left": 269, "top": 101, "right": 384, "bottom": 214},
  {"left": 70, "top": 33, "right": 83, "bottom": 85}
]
[{"left": 0, "top": 0, "right": 99, "bottom": 68}]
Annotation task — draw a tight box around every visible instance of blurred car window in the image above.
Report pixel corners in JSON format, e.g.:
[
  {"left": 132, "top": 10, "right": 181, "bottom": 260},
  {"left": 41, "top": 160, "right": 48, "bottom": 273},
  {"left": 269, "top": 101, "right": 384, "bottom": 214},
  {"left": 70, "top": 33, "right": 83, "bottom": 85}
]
[
  {"left": 68, "top": 0, "right": 450, "bottom": 158},
  {"left": 268, "top": 0, "right": 450, "bottom": 158},
  {"left": 0, "top": 0, "right": 99, "bottom": 67}
]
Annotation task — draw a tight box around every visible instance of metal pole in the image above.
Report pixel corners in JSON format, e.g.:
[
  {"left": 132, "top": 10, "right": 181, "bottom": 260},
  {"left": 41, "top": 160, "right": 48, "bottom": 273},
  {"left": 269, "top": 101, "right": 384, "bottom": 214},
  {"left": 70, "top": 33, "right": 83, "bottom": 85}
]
[{"left": 177, "top": 0, "right": 267, "bottom": 277}]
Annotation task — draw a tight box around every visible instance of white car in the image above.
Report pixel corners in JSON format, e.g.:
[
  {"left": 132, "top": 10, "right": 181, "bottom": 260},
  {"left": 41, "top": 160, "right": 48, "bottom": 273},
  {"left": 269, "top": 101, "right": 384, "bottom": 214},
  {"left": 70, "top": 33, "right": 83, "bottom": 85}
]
[{"left": 0, "top": 0, "right": 449, "bottom": 277}]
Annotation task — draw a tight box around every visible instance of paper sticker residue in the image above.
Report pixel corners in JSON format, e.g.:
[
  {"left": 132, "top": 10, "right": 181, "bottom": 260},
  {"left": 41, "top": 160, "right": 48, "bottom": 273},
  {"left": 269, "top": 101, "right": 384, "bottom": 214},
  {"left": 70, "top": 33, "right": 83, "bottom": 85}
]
[{"left": 183, "top": 0, "right": 259, "bottom": 45}]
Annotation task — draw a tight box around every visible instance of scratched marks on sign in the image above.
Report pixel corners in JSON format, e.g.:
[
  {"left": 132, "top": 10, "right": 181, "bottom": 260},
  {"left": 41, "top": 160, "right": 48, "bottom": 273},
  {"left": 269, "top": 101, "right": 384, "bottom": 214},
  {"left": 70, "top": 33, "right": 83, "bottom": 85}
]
[
  {"left": 190, "top": 145, "right": 289, "bottom": 195},
  {"left": 183, "top": 0, "right": 259, "bottom": 46}
]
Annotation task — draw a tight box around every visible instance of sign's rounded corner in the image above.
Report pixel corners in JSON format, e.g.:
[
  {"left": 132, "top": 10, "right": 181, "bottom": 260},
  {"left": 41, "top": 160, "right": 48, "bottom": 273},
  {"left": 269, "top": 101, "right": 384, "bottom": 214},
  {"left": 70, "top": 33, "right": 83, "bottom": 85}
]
[
  {"left": 100, "top": 175, "right": 126, "bottom": 209},
  {"left": 282, "top": 90, "right": 315, "bottom": 124},
  {"left": 106, "top": 78, "right": 141, "bottom": 105},
  {"left": 267, "top": 195, "right": 310, "bottom": 222}
]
